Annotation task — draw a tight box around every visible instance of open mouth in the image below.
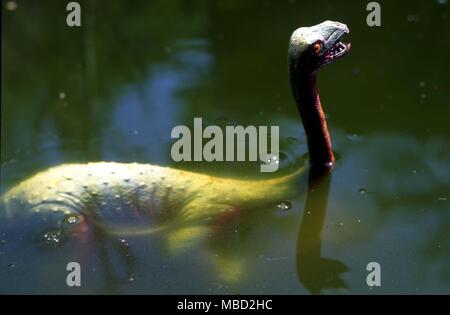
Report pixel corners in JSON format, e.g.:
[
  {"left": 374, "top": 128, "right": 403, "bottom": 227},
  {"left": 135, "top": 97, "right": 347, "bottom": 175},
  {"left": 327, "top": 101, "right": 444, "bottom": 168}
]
[{"left": 323, "top": 34, "right": 351, "bottom": 64}]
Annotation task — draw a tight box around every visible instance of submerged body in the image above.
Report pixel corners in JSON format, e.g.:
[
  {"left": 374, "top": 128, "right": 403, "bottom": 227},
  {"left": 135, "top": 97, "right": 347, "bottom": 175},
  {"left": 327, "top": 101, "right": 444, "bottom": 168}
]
[
  {"left": 2, "top": 162, "right": 302, "bottom": 237},
  {"left": 1, "top": 162, "right": 304, "bottom": 283}
]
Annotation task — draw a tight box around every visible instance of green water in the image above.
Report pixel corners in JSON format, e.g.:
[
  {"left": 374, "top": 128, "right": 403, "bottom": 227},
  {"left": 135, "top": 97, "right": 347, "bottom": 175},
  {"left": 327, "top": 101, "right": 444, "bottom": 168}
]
[{"left": 1, "top": 0, "right": 449, "bottom": 294}]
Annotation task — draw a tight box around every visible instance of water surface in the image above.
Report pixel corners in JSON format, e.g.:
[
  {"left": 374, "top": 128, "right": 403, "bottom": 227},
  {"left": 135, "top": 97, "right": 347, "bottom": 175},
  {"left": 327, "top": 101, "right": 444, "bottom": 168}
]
[{"left": 1, "top": 0, "right": 449, "bottom": 294}]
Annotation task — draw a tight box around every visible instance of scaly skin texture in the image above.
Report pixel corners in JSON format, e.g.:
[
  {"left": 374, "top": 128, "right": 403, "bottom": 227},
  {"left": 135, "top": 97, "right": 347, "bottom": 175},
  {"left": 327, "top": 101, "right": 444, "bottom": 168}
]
[{"left": 2, "top": 162, "right": 302, "bottom": 236}]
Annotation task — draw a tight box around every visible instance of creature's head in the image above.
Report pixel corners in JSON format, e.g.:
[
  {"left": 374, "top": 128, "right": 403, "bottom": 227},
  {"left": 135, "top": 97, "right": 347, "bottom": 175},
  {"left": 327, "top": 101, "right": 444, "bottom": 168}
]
[{"left": 289, "top": 20, "right": 351, "bottom": 75}]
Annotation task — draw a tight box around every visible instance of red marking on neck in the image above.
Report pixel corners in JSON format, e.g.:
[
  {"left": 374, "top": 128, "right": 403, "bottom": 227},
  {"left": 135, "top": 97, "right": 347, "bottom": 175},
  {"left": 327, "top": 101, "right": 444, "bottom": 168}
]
[{"left": 292, "top": 74, "right": 334, "bottom": 166}]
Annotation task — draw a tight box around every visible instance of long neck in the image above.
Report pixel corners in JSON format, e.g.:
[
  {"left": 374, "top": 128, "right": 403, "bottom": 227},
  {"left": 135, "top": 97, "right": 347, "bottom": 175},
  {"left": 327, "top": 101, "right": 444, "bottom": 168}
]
[{"left": 289, "top": 65, "right": 334, "bottom": 167}]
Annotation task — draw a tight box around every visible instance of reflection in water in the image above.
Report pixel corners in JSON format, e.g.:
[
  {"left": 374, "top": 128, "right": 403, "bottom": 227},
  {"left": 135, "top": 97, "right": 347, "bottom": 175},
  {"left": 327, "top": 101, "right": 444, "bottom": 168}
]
[
  {"left": 91, "top": 226, "right": 136, "bottom": 293},
  {"left": 1, "top": 0, "right": 449, "bottom": 294},
  {"left": 297, "top": 165, "right": 348, "bottom": 294},
  {"left": 106, "top": 45, "right": 213, "bottom": 163}
]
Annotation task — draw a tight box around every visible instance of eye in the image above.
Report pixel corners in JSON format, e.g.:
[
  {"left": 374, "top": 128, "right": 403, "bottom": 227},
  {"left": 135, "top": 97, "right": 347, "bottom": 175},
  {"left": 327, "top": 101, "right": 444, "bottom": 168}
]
[{"left": 313, "top": 42, "right": 322, "bottom": 54}]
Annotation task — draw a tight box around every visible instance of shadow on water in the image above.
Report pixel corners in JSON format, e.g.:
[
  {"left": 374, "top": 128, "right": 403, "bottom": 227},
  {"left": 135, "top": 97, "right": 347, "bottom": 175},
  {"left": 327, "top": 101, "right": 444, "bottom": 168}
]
[
  {"left": 91, "top": 227, "right": 136, "bottom": 293},
  {"left": 296, "top": 165, "right": 348, "bottom": 294}
]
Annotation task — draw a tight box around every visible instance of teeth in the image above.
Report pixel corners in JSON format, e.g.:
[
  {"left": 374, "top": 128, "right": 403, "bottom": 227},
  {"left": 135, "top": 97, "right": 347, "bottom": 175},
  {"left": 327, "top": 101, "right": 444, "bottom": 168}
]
[{"left": 329, "top": 41, "right": 346, "bottom": 55}]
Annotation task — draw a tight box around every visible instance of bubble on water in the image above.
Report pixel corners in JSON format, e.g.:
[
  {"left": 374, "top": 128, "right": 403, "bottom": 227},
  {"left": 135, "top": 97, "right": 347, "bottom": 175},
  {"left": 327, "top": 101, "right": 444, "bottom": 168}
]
[
  {"left": 66, "top": 216, "right": 80, "bottom": 225},
  {"left": 128, "top": 274, "right": 135, "bottom": 282},
  {"left": 59, "top": 92, "right": 66, "bottom": 99},
  {"left": 420, "top": 93, "right": 427, "bottom": 99},
  {"left": 339, "top": 222, "right": 344, "bottom": 227},
  {"left": 419, "top": 81, "right": 426, "bottom": 88},
  {"left": 264, "top": 155, "right": 280, "bottom": 166},
  {"left": 276, "top": 201, "right": 292, "bottom": 211},
  {"left": 437, "top": 197, "right": 447, "bottom": 201},
  {"left": 412, "top": 169, "right": 418, "bottom": 174},
  {"left": 357, "top": 219, "right": 362, "bottom": 223},
  {"left": 358, "top": 188, "right": 367, "bottom": 195},
  {"left": 43, "top": 230, "right": 63, "bottom": 246},
  {"left": 118, "top": 238, "right": 129, "bottom": 247},
  {"left": 8, "top": 263, "right": 16, "bottom": 270}
]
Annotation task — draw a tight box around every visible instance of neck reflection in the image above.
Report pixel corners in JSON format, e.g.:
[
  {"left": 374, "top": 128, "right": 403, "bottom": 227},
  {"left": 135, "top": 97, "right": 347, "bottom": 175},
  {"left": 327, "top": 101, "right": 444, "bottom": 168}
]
[{"left": 296, "top": 165, "right": 348, "bottom": 294}]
